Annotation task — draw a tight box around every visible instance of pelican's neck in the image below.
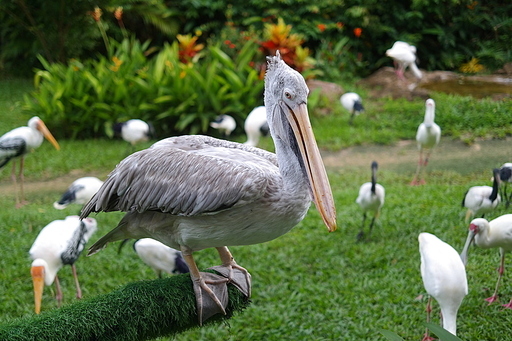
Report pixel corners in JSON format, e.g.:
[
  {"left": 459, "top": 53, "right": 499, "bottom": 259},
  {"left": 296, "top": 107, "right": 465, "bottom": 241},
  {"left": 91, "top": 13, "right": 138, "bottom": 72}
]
[{"left": 273, "top": 135, "right": 311, "bottom": 198}]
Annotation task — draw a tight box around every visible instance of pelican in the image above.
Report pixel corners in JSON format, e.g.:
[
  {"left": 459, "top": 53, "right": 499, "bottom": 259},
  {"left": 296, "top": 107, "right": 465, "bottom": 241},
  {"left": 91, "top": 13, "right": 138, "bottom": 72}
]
[
  {"left": 29, "top": 216, "right": 97, "bottom": 313},
  {"left": 411, "top": 99, "right": 441, "bottom": 185},
  {"left": 114, "top": 119, "right": 154, "bottom": 146},
  {"left": 0, "top": 116, "right": 60, "bottom": 206},
  {"left": 80, "top": 52, "right": 337, "bottom": 325},
  {"left": 355, "top": 161, "right": 385, "bottom": 241},
  {"left": 462, "top": 168, "right": 501, "bottom": 222},
  {"left": 53, "top": 176, "right": 104, "bottom": 210},
  {"left": 461, "top": 215, "right": 512, "bottom": 307},
  {"left": 499, "top": 163, "right": 512, "bottom": 207},
  {"left": 243, "top": 106, "right": 269, "bottom": 147},
  {"left": 210, "top": 115, "right": 237, "bottom": 138},
  {"left": 385, "top": 41, "right": 422, "bottom": 80},
  {"left": 419, "top": 233, "right": 467, "bottom": 339},
  {"left": 119, "top": 238, "right": 190, "bottom": 278},
  {"left": 340, "top": 92, "right": 364, "bottom": 125}
]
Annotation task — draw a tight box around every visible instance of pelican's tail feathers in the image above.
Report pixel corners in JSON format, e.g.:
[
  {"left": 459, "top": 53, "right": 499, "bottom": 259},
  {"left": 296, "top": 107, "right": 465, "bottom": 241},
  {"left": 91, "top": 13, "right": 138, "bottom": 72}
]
[{"left": 88, "top": 221, "right": 128, "bottom": 256}]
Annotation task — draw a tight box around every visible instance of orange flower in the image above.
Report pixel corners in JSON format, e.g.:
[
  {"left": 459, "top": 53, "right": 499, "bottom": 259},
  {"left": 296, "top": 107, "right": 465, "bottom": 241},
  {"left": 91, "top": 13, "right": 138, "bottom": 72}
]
[
  {"left": 336, "top": 22, "right": 344, "bottom": 29},
  {"left": 89, "top": 6, "right": 102, "bottom": 22},
  {"left": 353, "top": 27, "right": 362, "bottom": 38},
  {"left": 114, "top": 6, "right": 123, "bottom": 20},
  {"left": 317, "top": 24, "right": 326, "bottom": 32}
]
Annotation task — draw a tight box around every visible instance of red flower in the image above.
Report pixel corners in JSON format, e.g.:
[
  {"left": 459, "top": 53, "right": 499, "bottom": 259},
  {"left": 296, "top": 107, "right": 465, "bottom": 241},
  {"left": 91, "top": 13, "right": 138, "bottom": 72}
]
[
  {"left": 317, "top": 24, "right": 326, "bottom": 32},
  {"left": 353, "top": 27, "right": 362, "bottom": 38}
]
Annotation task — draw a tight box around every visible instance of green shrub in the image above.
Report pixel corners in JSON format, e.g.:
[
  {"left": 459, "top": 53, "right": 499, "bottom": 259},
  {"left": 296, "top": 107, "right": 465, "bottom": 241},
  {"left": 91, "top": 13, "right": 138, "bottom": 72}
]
[{"left": 22, "top": 37, "right": 264, "bottom": 139}]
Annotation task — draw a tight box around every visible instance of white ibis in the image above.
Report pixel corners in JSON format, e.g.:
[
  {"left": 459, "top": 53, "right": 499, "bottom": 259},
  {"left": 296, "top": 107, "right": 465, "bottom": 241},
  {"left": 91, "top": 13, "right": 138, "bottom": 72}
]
[
  {"left": 29, "top": 215, "right": 97, "bottom": 313},
  {"left": 119, "top": 238, "right": 190, "bottom": 278},
  {"left": 210, "top": 115, "right": 237, "bottom": 138},
  {"left": 355, "top": 161, "right": 385, "bottom": 241},
  {"left": 340, "top": 92, "right": 364, "bottom": 125},
  {"left": 411, "top": 99, "right": 441, "bottom": 185},
  {"left": 385, "top": 41, "right": 422, "bottom": 80},
  {"left": 462, "top": 168, "right": 501, "bottom": 222},
  {"left": 80, "top": 51, "right": 337, "bottom": 325},
  {"left": 419, "top": 233, "right": 467, "bottom": 339},
  {"left": 243, "top": 106, "right": 269, "bottom": 147},
  {"left": 0, "top": 116, "right": 60, "bottom": 207},
  {"left": 499, "top": 163, "right": 512, "bottom": 207},
  {"left": 113, "top": 119, "right": 153, "bottom": 146},
  {"left": 53, "top": 176, "right": 104, "bottom": 210},
  {"left": 461, "top": 215, "right": 512, "bottom": 307}
]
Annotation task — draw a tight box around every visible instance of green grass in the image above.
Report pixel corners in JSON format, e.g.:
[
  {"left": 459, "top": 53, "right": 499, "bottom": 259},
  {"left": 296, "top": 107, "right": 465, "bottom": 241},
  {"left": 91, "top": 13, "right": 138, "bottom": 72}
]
[{"left": 1, "top": 79, "right": 512, "bottom": 340}]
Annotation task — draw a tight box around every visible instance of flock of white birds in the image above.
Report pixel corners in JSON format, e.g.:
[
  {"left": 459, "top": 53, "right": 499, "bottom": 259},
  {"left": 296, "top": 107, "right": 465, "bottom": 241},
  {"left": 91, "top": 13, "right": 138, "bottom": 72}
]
[{"left": 0, "top": 46, "right": 509, "bottom": 336}]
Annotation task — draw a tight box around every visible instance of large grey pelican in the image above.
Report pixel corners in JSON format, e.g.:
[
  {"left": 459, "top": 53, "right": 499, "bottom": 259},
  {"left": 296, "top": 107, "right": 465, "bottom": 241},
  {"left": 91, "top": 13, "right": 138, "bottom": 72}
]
[
  {"left": 80, "top": 52, "right": 337, "bottom": 324},
  {"left": 30, "top": 216, "right": 97, "bottom": 313},
  {"left": 0, "top": 117, "right": 60, "bottom": 206}
]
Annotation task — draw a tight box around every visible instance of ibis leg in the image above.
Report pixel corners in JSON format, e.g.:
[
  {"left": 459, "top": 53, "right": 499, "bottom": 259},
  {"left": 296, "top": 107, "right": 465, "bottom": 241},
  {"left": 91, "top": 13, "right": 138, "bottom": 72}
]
[
  {"left": 54, "top": 275, "right": 63, "bottom": 307},
  {"left": 487, "top": 251, "right": 506, "bottom": 304}
]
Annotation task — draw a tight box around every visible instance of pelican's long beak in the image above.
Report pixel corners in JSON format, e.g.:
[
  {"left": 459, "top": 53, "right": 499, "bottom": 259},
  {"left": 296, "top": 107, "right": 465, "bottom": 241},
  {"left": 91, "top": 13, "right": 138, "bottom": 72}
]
[
  {"left": 287, "top": 102, "right": 337, "bottom": 232},
  {"left": 31, "top": 265, "right": 45, "bottom": 314},
  {"left": 36, "top": 120, "right": 60, "bottom": 151},
  {"left": 460, "top": 229, "right": 476, "bottom": 266}
]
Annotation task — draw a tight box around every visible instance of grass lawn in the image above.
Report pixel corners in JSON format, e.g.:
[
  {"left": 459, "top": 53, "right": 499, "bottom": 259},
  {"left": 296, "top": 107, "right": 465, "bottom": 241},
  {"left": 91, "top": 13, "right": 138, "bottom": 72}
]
[{"left": 1, "top": 78, "right": 512, "bottom": 340}]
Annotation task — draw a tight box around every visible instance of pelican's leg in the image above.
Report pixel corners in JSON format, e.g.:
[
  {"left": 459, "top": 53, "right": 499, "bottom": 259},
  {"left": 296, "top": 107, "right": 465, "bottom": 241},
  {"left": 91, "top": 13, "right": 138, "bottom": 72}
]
[
  {"left": 357, "top": 213, "right": 367, "bottom": 241},
  {"left": 180, "top": 245, "right": 228, "bottom": 325},
  {"left": 487, "top": 250, "right": 506, "bottom": 304},
  {"left": 211, "top": 246, "right": 252, "bottom": 298},
  {"left": 54, "top": 275, "right": 63, "bottom": 307},
  {"left": 71, "top": 264, "right": 82, "bottom": 299}
]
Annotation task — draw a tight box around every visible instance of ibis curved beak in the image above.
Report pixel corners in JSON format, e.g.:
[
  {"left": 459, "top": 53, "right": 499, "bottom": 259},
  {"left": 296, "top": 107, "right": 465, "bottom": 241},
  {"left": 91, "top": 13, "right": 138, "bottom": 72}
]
[
  {"left": 460, "top": 229, "right": 476, "bottom": 266},
  {"left": 286, "top": 102, "right": 337, "bottom": 232},
  {"left": 36, "top": 120, "right": 60, "bottom": 151},
  {"left": 31, "top": 265, "right": 45, "bottom": 314}
]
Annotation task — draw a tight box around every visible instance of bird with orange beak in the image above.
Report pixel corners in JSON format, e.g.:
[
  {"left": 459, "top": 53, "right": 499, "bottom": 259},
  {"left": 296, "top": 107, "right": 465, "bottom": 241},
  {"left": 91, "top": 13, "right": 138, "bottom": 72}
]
[
  {"left": 29, "top": 216, "right": 97, "bottom": 314},
  {"left": 0, "top": 116, "right": 60, "bottom": 207}
]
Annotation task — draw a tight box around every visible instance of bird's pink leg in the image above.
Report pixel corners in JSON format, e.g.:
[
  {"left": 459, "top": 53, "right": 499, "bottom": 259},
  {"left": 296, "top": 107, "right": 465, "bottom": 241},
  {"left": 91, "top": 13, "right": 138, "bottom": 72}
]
[
  {"left": 214, "top": 246, "right": 252, "bottom": 297},
  {"left": 71, "top": 264, "right": 82, "bottom": 299},
  {"left": 422, "top": 297, "right": 436, "bottom": 341},
  {"left": 502, "top": 299, "right": 512, "bottom": 309},
  {"left": 54, "top": 275, "right": 63, "bottom": 307},
  {"left": 180, "top": 246, "right": 228, "bottom": 325},
  {"left": 411, "top": 150, "right": 423, "bottom": 185},
  {"left": 487, "top": 252, "right": 505, "bottom": 304}
]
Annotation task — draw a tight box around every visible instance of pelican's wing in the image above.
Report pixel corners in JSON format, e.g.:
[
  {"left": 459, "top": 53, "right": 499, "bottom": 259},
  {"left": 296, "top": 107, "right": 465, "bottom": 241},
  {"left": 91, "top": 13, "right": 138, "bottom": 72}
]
[{"left": 82, "top": 135, "right": 278, "bottom": 217}]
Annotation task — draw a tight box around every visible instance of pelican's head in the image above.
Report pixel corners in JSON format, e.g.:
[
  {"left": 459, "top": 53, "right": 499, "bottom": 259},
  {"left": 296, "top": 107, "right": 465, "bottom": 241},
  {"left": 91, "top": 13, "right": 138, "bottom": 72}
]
[
  {"left": 264, "top": 52, "right": 337, "bottom": 232},
  {"left": 28, "top": 117, "right": 60, "bottom": 151}
]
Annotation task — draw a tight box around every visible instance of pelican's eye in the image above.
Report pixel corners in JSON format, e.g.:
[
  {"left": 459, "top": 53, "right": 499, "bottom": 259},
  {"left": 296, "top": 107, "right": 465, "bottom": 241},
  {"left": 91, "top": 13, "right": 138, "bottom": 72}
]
[{"left": 285, "top": 91, "right": 292, "bottom": 99}]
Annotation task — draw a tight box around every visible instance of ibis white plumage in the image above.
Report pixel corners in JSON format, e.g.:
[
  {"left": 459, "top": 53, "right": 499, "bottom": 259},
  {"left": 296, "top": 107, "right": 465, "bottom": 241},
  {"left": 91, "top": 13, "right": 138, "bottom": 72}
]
[
  {"left": 499, "top": 163, "right": 512, "bottom": 207},
  {"left": 53, "top": 176, "right": 104, "bottom": 210},
  {"left": 462, "top": 168, "right": 501, "bottom": 222},
  {"left": 114, "top": 119, "right": 153, "bottom": 146},
  {"left": 340, "top": 92, "right": 364, "bottom": 125},
  {"left": 411, "top": 99, "right": 441, "bottom": 185},
  {"left": 0, "top": 117, "right": 60, "bottom": 206},
  {"left": 80, "top": 52, "right": 337, "bottom": 325},
  {"left": 355, "top": 161, "right": 385, "bottom": 241},
  {"left": 461, "top": 215, "right": 512, "bottom": 307},
  {"left": 29, "top": 216, "right": 97, "bottom": 313},
  {"left": 419, "top": 233, "right": 467, "bottom": 339},
  {"left": 385, "top": 41, "right": 422, "bottom": 80},
  {"left": 119, "top": 238, "right": 190, "bottom": 278},
  {"left": 243, "top": 106, "right": 269, "bottom": 147},
  {"left": 210, "top": 115, "right": 237, "bottom": 138}
]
